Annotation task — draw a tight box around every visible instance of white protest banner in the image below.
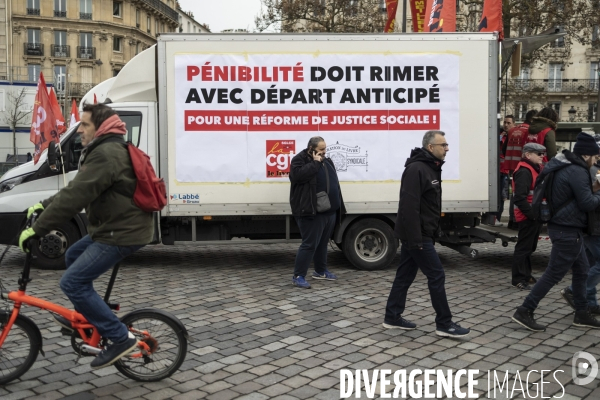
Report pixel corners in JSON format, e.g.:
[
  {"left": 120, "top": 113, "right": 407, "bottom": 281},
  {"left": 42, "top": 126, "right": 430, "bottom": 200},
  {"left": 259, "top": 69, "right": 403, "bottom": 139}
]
[{"left": 174, "top": 53, "right": 459, "bottom": 183}]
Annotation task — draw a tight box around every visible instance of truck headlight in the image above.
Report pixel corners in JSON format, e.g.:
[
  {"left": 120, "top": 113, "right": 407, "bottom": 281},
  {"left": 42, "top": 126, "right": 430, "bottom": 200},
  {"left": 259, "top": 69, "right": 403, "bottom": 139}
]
[{"left": 0, "top": 174, "right": 33, "bottom": 193}]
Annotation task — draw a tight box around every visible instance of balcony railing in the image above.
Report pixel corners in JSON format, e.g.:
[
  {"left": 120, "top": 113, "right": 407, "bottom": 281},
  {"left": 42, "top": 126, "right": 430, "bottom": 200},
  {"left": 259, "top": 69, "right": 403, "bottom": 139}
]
[
  {"left": 77, "top": 46, "right": 96, "bottom": 59},
  {"left": 27, "top": 8, "right": 40, "bottom": 15},
  {"left": 69, "top": 82, "right": 95, "bottom": 97},
  {"left": 51, "top": 45, "right": 70, "bottom": 58},
  {"left": 24, "top": 43, "right": 44, "bottom": 56},
  {"left": 80, "top": 12, "right": 92, "bottom": 20},
  {"left": 507, "top": 79, "right": 599, "bottom": 93},
  {"left": 139, "top": 0, "right": 178, "bottom": 23},
  {"left": 54, "top": 10, "right": 67, "bottom": 17}
]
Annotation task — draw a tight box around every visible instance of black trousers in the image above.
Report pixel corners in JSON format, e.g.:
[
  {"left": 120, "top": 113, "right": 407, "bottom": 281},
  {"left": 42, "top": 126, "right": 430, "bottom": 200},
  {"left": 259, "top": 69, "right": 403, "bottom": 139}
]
[{"left": 512, "top": 219, "right": 542, "bottom": 285}]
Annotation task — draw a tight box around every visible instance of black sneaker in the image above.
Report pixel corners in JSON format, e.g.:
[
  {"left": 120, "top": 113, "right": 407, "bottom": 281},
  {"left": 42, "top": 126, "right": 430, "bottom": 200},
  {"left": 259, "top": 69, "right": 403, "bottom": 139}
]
[
  {"left": 512, "top": 306, "right": 546, "bottom": 332},
  {"left": 382, "top": 317, "right": 417, "bottom": 330},
  {"left": 560, "top": 287, "right": 576, "bottom": 311},
  {"left": 90, "top": 334, "right": 138, "bottom": 369},
  {"left": 52, "top": 314, "right": 73, "bottom": 332},
  {"left": 435, "top": 322, "right": 470, "bottom": 338},
  {"left": 590, "top": 305, "right": 600, "bottom": 315},
  {"left": 513, "top": 282, "right": 531, "bottom": 291},
  {"left": 573, "top": 309, "right": 600, "bottom": 328},
  {"left": 528, "top": 276, "right": 537, "bottom": 284}
]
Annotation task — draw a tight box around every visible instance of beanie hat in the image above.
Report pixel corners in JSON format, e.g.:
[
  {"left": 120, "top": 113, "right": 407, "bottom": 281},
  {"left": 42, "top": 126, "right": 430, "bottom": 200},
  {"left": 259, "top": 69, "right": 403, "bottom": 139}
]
[{"left": 573, "top": 132, "right": 600, "bottom": 155}]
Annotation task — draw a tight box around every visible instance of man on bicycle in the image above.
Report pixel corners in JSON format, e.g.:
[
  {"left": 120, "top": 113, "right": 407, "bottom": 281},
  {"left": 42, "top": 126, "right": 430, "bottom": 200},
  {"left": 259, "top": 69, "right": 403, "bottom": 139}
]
[{"left": 19, "top": 103, "right": 154, "bottom": 369}]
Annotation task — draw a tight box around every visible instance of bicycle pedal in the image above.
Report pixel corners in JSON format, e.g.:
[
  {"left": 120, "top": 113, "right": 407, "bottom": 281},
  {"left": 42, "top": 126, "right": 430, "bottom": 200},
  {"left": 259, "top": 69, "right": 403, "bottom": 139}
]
[{"left": 60, "top": 327, "right": 74, "bottom": 336}]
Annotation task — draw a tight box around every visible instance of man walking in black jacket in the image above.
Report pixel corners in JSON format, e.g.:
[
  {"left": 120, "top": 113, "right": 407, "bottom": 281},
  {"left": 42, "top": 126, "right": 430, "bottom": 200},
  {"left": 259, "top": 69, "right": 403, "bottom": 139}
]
[
  {"left": 383, "top": 130, "right": 470, "bottom": 338},
  {"left": 512, "top": 133, "right": 600, "bottom": 332},
  {"left": 289, "top": 136, "right": 344, "bottom": 289}
]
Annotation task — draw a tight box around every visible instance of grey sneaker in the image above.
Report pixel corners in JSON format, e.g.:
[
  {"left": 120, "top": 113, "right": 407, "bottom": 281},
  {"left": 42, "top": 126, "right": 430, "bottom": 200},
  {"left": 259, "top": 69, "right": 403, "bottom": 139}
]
[
  {"left": 382, "top": 316, "right": 417, "bottom": 330},
  {"left": 435, "top": 322, "right": 470, "bottom": 338},
  {"left": 90, "top": 333, "right": 138, "bottom": 369}
]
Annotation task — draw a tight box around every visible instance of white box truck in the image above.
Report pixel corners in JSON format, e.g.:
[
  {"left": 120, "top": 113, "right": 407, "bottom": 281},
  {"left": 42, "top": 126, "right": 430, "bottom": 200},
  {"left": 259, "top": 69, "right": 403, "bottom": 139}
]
[{"left": 0, "top": 33, "right": 506, "bottom": 270}]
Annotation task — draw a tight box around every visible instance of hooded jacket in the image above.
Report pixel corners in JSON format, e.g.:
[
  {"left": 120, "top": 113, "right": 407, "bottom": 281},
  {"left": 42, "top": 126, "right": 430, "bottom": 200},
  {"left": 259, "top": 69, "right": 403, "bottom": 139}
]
[
  {"left": 528, "top": 116, "right": 557, "bottom": 160},
  {"left": 33, "top": 115, "right": 154, "bottom": 246},
  {"left": 394, "top": 148, "right": 443, "bottom": 248},
  {"left": 541, "top": 150, "right": 600, "bottom": 230},
  {"left": 587, "top": 161, "right": 600, "bottom": 236}
]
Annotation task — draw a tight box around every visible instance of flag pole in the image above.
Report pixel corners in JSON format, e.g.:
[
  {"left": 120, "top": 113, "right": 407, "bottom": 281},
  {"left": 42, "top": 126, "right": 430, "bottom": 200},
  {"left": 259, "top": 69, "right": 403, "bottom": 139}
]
[{"left": 57, "top": 140, "right": 66, "bottom": 187}]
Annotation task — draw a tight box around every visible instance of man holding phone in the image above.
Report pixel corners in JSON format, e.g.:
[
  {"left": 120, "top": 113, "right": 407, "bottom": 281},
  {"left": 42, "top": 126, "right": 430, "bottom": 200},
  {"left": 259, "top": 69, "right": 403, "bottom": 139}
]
[{"left": 289, "top": 136, "right": 345, "bottom": 289}]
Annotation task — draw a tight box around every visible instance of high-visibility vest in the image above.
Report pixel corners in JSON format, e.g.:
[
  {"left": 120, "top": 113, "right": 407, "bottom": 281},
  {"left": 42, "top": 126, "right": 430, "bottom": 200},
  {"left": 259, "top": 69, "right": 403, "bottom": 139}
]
[
  {"left": 504, "top": 123, "right": 530, "bottom": 172},
  {"left": 512, "top": 161, "right": 540, "bottom": 223},
  {"left": 527, "top": 127, "right": 552, "bottom": 164}
]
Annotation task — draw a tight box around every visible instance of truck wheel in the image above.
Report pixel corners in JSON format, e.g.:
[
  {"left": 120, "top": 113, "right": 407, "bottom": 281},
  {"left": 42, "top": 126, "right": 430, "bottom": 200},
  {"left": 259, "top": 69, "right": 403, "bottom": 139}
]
[
  {"left": 343, "top": 218, "right": 398, "bottom": 271},
  {"left": 32, "top": 222, "right": 81, "bottom": 270}
]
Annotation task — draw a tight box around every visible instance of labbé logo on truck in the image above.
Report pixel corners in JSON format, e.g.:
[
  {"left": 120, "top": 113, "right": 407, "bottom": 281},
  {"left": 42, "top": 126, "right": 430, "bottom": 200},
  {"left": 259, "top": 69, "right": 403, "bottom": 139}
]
[{"left": 170, "top": 194, "right": 200, "bottom": 204}]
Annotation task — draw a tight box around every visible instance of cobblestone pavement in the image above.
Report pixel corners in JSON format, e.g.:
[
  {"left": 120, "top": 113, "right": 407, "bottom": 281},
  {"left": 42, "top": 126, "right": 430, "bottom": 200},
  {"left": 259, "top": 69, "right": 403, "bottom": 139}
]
[{"left": 0, "top": 239, "right": 599, "bottom": 400}]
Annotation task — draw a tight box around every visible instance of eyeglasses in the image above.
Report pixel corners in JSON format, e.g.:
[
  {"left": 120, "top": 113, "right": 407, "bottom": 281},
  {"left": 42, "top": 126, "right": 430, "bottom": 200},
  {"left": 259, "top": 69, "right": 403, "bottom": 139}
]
[
  {"left": 431, "top": 143, "right": 449, "bottom": 149},
  {"left": 536, "top": 152, "right": 545, "bottom": 157}
]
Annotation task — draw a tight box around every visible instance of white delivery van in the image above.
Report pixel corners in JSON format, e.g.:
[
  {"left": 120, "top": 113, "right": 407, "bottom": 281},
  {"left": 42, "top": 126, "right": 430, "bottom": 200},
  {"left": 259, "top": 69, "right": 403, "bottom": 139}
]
[{"left": 0, "top": 33, "right": 505, "bottom": 270}]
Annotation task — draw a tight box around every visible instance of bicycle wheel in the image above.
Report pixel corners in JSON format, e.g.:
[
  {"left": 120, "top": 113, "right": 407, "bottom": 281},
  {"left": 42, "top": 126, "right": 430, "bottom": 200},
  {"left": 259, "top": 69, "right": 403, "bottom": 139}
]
[
  {"left": 0, "top": 314, "right": 41, "bottom": 385},
  {"left": 115, "top": 311, "right": 187, "bottom": 382}
]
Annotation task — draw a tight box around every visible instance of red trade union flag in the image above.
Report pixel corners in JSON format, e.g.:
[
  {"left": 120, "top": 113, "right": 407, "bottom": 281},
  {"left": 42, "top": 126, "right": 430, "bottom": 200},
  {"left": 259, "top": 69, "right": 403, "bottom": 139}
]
[
  {"left": 48, "top": 87, "right": 66, "bottom": 136},
  {"left": 70, "top": 99, "right": 80, "bottom": 127},
  {"left": 478, "top": 0, "right": 504, "bottom": 40},
  {"left": 424, "top": 0, "right": 456, "bottom": 32},
  {"left": 30, "top": 72, "right": 59, "bottom": 164},
  {"left": 384, "top": 0, "right": 399, "bottom": 33},
  {"left": 93, "top": 93, "right": 97, "bottom": 104},
  {"left": 410, "top": 0, "right": 427, "bottom": 32}
]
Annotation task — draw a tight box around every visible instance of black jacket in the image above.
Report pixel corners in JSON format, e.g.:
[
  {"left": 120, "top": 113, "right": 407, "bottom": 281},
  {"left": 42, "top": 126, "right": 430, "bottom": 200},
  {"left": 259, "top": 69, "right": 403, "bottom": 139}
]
[
  {"left": 289, "top": 149, "right": 345, "bottom": 218},
  {"left": 587, "top": 162, "right": 600, "bottom": 236},
  {"left": 394, "top": 148, "right": 443, "bottom": 248},
  {"left": 513, "top": 159, "right": 541, "bottom": 220},
  {"left": 542, "top": 150, "right": 600, "bottom": 230}
]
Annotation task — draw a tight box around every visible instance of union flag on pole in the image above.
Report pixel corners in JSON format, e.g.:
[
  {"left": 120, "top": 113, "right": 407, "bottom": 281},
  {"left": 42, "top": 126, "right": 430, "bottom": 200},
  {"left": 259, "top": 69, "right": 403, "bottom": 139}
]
[
  {"left": 478, "top": 0, "right": 504, "bottom": 40},
  {"left": 48, "top": 87, "right": 66, "bottom": 136},
  {"left": 410, "top": 0, "right": 427, "bottom": 32},
  {"left": 69, "top": 99, "right": 80, "bottom": 127},
  {"left": 30, "top": 72, "right": 58, "bottom": 164},
  {"left": 384, "top": 1, "right": 399, "bottom": 33},
  {"left": 423, "top": 0, "right": 456, "bottom": 32}
]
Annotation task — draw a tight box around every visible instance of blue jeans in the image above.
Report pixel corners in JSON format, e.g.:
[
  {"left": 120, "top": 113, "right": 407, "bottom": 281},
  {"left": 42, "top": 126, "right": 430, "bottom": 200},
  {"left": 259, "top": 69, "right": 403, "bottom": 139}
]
[
  {"left": 293, "top": 213, "right": 336, "bottom": 277},
  {"left": 568, "top": 235, "right": 600, "bottom": 306},
  {"left": 385, "top": 239, "right": 453, "bottom": 328},
  {"left": 523, "top": 229, "right": 589, "bottom": 312},
  {"left": 60, "top": 235, "right": 144, "bottom": 343}
]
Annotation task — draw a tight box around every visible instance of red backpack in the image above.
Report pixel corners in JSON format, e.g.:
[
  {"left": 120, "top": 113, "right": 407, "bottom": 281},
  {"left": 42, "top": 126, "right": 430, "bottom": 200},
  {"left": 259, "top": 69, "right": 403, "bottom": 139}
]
[{"left": 125, "top": 143, "right": 167, "bottom": 213}]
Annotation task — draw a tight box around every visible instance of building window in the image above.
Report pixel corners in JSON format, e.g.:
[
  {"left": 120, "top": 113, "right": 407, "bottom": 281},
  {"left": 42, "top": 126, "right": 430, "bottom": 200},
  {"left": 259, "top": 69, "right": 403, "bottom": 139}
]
[
  {"left": 515, "top": 102, "right": 528, "bottom": 121},
  {"left": 379, "top": 0, "right": 386, "bottom": 12},
  {"left": 54, "top": 65, "right": 66, "bottom": 94},
  {"left": 113, "top": 37, "right": 122, "bottom": 52},
  {"left": 548, "top": 63, "right": 563, "bottom": 92},
  {"left": 28, "top": 64, "right": 41, "bottom": 82},
  {"left": 54, "top": 0, "right": 66, "bottom": 17},
  {"left": 26, "top": 29, "right": 43, "bottom": 56},
  {"left": 113, "top": 1, "right": 122, "bottom": 17},
  {"left": 136, "top": 9, "right": 140, "bottom": 28},
  {"left": 591, "top": 62, "right": 599, "bottom": 90},
  {"left": 147, "top": 16, "right": 151, "bottom": 33},
  {"left": 156, "top": 20, "right": 159, "bottom": 35},
  {"left": 135, "top": 42, "right": 140, "bottom": 55},
  {"left": 53, "top": 30, "right": 68, "bottom": 57},
  {"left": 548, "top": 102, "right": 562, "bottom": 120},
  {"left": 594, "top": 25, "right": 600, "bottom": 49},
  {"left": 79, "top": 32, "right": 94, "bottom": 58},
  {"left": 589, "top": 102, "right": 598, "bottom": 122},
  {"left": 27, "top": 0, "right": 40, "bottom": 15},
  {"left": 113, "top": 69, "right": 121, "bottom": 77},
  {"left": 80, "top": 0, "right": 92, "bottom": 19}
]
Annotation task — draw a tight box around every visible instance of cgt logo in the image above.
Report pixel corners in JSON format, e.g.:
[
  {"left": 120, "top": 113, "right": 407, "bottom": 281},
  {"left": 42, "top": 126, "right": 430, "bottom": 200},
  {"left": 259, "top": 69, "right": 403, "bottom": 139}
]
[
  {"left": 170, "top": 194, "right": 200, "bottom": 204},
  {"left": 572, "top": 351, "right": 598, "bottom": 385},
  {"left": 266, "top": 140, "right": 295, "bottom": 178}
]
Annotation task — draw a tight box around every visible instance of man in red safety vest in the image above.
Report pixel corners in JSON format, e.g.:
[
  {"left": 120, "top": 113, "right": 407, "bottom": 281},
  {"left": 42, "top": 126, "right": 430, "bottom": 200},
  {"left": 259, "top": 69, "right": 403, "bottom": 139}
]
[
  {"left": 504, "top": 110, "right": 538, "bottom": 173},
  {"left": 511, "top": 142, "right": 546, "bottom": 290}
]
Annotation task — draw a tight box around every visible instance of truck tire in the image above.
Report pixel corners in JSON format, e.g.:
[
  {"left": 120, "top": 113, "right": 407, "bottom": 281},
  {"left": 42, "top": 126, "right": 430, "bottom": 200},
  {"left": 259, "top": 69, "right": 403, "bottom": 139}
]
[
  {"left": 342, "top": 218, "right": 398, "bottom": 271},
  {"left": 32, "top": 222, "right": 81, "bottom": 270}
]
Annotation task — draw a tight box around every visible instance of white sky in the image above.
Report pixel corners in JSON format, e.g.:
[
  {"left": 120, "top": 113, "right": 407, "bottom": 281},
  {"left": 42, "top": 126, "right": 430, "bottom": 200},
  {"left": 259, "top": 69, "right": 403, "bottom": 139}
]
[{"left": 177, "top": 0, "right": 264, "bottom": 33}]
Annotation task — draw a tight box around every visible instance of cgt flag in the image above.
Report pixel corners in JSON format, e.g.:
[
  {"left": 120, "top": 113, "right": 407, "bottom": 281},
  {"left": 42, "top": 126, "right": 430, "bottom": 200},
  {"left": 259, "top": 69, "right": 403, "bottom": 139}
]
[
  {"left": 384, "top": 0, "right": 399, "bottom": 33},
  {"left": 69, "top": 99, "right": 80, "bottom": 127},
  {"left": 30, "top": 72, "right": 59, "bottom": 164},
  {"left": 48, "top": 87, "right": 66, "bottom": 136},
  {"left": 478, "top": 0, "right": 504, "bottom": 40},
  {"left": 424, "top": 0, "right": 456, "bottom": 32},
  {"left": 410, "top": 0, "right": 427, "bottom": 32}
]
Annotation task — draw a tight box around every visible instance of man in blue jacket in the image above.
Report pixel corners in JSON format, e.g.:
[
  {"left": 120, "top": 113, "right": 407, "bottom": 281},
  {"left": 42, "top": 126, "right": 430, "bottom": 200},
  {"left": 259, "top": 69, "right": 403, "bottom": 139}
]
[{"left": 512, "top": 133, "right": 600, "bottom": 331}]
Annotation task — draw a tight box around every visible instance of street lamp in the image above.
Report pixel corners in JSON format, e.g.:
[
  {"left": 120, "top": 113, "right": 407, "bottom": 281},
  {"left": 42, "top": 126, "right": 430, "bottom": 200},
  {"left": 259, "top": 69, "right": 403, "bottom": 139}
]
[{"left": 569, "top": 106, "right": 577, "bottom": 122}]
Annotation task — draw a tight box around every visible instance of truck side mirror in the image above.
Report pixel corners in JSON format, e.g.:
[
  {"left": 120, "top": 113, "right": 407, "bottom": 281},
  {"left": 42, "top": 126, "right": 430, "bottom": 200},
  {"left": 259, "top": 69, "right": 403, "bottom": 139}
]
[{"left": 47, "top": 141, "right": 62, "bottom": 172}]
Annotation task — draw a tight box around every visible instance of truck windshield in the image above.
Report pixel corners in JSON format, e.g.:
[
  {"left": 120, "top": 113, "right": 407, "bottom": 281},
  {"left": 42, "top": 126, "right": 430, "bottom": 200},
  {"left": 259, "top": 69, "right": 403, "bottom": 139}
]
[{"left": 117, "top": 112, "right": 142, "bottom": 147}]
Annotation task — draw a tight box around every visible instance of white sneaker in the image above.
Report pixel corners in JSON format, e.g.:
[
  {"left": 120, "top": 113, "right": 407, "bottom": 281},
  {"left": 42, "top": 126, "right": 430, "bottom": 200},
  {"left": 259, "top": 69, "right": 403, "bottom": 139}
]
[{"left": 493, "top": 220, "right": 504, "bottom": 227}]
